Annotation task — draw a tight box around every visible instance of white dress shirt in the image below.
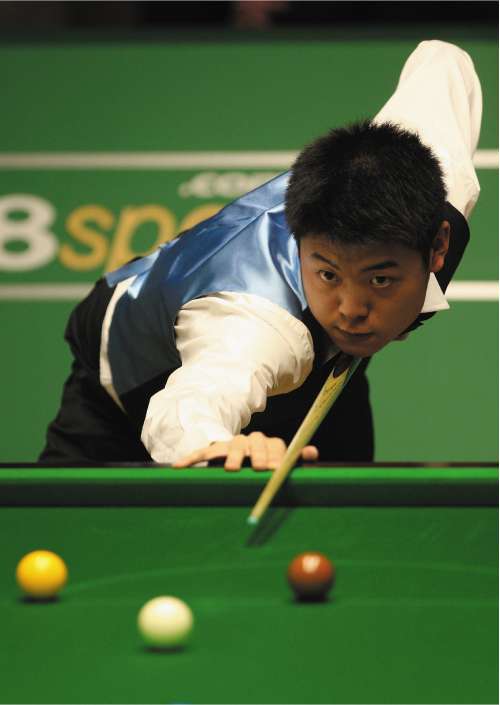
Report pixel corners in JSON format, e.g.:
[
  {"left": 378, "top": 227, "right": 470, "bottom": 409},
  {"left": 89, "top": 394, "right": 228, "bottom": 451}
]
[{"left": 101, "top": 40, "right": 482, "bottom": 463}]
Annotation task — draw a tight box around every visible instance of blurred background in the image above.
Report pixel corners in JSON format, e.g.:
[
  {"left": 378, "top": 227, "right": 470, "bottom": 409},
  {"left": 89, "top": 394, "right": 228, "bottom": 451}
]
[
  {"left": 0, "top": 1, "right": 497, "bottom": 31},
  {"left": 0, "top": 1, "right": 498, "bottom": 462}
]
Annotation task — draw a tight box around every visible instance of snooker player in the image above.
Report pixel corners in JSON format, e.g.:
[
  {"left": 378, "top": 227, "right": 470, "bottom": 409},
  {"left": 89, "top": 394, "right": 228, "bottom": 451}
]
[{"left": 39, "top": 40, "right": 482, "bottom": 470}]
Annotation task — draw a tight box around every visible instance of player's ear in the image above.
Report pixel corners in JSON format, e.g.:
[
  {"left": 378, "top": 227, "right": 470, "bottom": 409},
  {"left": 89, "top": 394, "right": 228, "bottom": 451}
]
[{"left": 429, "top": 220, "right": 450, "bottom": 273}]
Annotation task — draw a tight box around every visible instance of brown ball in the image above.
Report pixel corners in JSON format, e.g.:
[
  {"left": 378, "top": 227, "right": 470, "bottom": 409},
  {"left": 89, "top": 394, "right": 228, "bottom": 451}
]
[{"left": 287, "top": 552, "right": 335, "bottom": 600}]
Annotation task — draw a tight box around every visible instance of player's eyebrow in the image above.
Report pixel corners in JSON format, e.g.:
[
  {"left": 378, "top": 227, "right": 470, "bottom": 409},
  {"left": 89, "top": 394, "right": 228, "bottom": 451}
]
[
  {"left": 360, "top": 260, "right": 400, "bottom": 272},
  {"left": 311, "top": 253, "right": 399, "bottom": 272}
]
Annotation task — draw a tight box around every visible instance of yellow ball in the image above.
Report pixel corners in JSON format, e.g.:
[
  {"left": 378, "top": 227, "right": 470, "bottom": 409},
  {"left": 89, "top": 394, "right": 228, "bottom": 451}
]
[{"left": 16, "top": 550, "right": 68, "bottom": 599}]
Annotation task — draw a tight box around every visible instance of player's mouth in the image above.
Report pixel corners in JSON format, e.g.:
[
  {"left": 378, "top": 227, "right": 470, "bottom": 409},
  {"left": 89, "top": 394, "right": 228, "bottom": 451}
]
[{"left": 333, "top": 327, "right": 374, "bottom": 342}]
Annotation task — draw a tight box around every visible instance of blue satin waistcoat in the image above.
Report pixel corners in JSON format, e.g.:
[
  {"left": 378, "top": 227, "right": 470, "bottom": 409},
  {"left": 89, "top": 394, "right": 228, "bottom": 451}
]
[{"left": 105, "top": 172, "right": 307, "bottom": 397}]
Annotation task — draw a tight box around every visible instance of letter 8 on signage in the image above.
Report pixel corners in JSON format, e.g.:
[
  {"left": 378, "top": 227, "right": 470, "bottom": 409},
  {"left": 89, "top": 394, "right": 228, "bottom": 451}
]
[{"left": 0, "top": 194, "right": 58, "bottom": 271}]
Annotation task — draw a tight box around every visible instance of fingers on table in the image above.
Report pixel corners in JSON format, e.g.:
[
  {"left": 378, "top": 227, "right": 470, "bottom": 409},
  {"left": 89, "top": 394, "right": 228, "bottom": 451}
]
[
  {"left": 301, "top": 445, "right": 319, "bottom": 461},
  {"left": 173, "top": 434, "right": 312, "bottom": 471},
  {"left": 224, "top": 434, "right": 251, "bottom": 471},
  {"left": 223, "top": 433, "right": 285, "bottom": 472},
  {"left": 172, "top": 440, "right": 231, "bottom": 468},
  {"left": 263, "top": 436, "right": 287, "bottom": 470},
  {"left": 172, "top": 436, "right": 251, "bottom": 471}
]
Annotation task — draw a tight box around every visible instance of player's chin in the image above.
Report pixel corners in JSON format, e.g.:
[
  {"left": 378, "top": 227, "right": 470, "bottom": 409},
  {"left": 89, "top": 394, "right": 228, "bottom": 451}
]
[{"left": 335, "top": 335, "right": 384, "bottom": 357}]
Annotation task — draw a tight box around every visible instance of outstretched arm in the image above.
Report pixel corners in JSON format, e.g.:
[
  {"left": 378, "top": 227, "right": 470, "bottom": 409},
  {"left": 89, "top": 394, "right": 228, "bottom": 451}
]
[
  {"left": 374, "top": 40, "right": 482, "bottom": 219},
  {"left": 141, "top": 292, "right": 315, "bottom": 467}
]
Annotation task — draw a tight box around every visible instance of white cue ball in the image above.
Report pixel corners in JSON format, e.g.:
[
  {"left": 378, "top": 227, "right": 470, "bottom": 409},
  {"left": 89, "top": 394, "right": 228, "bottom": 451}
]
[{"left": 137, "top": 596, "right": 194, "bottom": 649}]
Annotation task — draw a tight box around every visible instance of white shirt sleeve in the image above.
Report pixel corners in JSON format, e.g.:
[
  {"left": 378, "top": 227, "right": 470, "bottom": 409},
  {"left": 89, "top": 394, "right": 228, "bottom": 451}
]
[
  {"left": 373, "top": 40, "right": 482, "bottom": 219},
  {"left": 141, "top": 292, "right": 314, "bottom": 463}
]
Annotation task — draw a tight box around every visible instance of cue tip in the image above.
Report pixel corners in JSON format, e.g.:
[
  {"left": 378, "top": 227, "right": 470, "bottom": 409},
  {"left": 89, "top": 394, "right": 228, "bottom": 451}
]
[{"left": 247, "top": 515, "right": 258, "bottom": 526}]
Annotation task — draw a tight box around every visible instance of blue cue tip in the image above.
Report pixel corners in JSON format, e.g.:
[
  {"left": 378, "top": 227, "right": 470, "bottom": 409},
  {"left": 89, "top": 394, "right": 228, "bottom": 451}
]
[{"left": 247, "top": 516, "right": 258, "bottom": 526}]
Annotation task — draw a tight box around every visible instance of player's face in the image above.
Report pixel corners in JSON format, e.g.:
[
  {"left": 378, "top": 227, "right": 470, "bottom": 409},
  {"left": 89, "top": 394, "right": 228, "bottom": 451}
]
[{"left": 299, "top": 227, "right": 449, "bottom": 357}]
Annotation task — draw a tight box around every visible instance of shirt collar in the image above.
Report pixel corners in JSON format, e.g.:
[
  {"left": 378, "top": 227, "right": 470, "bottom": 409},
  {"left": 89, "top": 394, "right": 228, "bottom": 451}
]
[{"left": 421, "top": 272, "right": 450, "bottom": 313}]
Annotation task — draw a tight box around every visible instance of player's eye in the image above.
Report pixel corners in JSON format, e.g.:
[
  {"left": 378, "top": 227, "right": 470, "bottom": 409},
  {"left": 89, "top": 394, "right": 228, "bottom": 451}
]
[
  {"left": 319, "top": 270, "right": 337, "bottom": 283},
  {"left": 370, "top": 275, "right": 392, "bottom": 288}
]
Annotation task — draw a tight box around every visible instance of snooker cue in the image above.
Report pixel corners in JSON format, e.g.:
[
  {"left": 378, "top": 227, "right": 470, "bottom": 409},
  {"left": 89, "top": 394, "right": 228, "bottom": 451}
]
[{"left": 247, "top": 354, "right": 361, "bottom": 525}]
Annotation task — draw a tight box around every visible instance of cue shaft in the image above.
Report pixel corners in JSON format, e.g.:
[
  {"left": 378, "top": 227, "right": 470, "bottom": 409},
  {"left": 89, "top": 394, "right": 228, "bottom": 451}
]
[{"left": 247, "top": 355, "right": 361, "bottom": 525}]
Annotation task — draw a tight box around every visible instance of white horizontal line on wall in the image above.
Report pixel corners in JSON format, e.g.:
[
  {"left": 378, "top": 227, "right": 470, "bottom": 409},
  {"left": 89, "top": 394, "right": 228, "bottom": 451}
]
[
  {"left": 446, "top": 281, "right": 499, "bottom": 301},
  {"left": 473, "top": 150, "right": 499, "bottom": 169},
  {"left": 0, "top": 150, "right": 497, "bottom": 170},
  {"left": 0, "top": 152, "right": 296, "bottom": 169},
  {"left": 0, "top": 284, "right": 93, "bottom": 300},
  {"left": 0, "top": 281, "right": 497, "bottom": 301}
]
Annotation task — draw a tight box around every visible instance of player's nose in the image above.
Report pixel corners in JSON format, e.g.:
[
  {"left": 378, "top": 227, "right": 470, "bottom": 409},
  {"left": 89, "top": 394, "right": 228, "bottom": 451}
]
[{"left": 337, "top": 292, "right": 369, "bottom": 322}]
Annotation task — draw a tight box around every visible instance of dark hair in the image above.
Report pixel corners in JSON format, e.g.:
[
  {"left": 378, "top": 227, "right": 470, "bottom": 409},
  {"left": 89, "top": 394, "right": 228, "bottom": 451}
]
[{"left": 285, "top": 120, "right": 446, "bottom": 262}]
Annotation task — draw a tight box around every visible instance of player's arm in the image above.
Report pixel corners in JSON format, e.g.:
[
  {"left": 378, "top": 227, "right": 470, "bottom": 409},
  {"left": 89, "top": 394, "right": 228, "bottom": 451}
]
[
  {"left": 373, "top": 39, "right": 482, "bottom": 220},
  {"left": 141, "top": 292, "right": 315, "bottom": 469}
]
